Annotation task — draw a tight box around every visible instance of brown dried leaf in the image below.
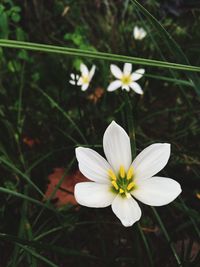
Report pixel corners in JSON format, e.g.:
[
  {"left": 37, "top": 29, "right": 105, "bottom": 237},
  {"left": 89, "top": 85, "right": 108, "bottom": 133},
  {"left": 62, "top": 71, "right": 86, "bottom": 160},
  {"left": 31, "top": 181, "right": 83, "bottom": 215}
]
[{"left": 45, "top": 168, "right": 88, "bottom": 207}]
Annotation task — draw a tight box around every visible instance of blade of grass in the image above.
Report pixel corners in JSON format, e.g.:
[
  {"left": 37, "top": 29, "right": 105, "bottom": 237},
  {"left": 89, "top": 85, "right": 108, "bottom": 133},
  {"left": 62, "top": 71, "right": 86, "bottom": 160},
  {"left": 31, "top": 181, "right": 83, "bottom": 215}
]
[
  {"left": 131, "top": 0, "right": 200, "bottom": 95},
  {"left": 0, "top": 187, "right": 55, "bottom": 212},
  {"left": 34, "top": 86, "right": 88, "bottom": 144},
  {"left": 26, "top": 146, "right": 73, "bottom": 173},
  {"left": 123, "top": 92, "right": 136, "bottom": 157},
  {"left": 151, "top": 207, "right": 182, "bottom": 266},
  {"left": 135, "top": 6, "right": 193, "bottom": 109},
  {"left": 0, "top": 39, "right": 200, "bottom": 72},
  {"left": 32, "top": 157, "right": 75, "bottom": 229},
  {"left": 178, "top": 197, "right": 200, "bottom": 238},
  {"left": 145, "top": 74, "right": 194, "bottom": 88},
  {"left": 17, "top": 244, "right": 59, "bottom": 267},
  {"left": 0, "top": 232, "right": 99, "bottom": 260},
  {"left": 0, "top": 156, "right": 44, "bottom": 197},
  {"left": 10, "top": 185, "right": 37, "bottom": 267},
  {"left": 137, "top": 223, "right": 154, "bottom": 267}
]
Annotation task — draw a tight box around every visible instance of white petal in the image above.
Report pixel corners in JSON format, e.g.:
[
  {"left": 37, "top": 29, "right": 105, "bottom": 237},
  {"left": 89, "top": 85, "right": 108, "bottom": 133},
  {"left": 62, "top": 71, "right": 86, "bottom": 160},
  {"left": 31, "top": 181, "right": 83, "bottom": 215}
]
[
  {"left": 107, "top": 80, "right": 122, "bottom": 92},
  {"left": 140, "top": 29, "right": 147, "bottom": 39},
  {"left": 133, "top": 26, "right": 139, "bottom": 39},
  {"left": 132, "top": 176, "right": 182, "bottom": 206},
  {"left": 132, "top": 143, "right": 171, "bottom": 181},
  {"left": 76, "top": 147, "right": 111, "bottom": 183},
  {"left": 123, "top": 63, "right": 132, "bottom": 75},
  {"left": 129, "top": 82, "right": 143, "bottom": 95},
  {"left": 69, "top": 80, "right": 75, "bottom": 85},
  {"left": 80, "top": 63, "right": 89, "bottom": 76},
  {"left": 122, "top": 85, "right": 130, "bottom": 91},
  {"left": 110, "top": 64, "right": 123, "bottom": 79},
  {"left": 89, "top": 65, "right": 96, "bottom": 80},
  {"left": 77, "top": 77, "right": 83, "bottom": 86},
  {"left": 103, "top": 121, "right": 132, "bottom": 173},
  {"left": 112, "top": 194, "right": 141, "bottom": 227},
  {"left": 76, "top": 74, "right": 80, "bottom": 80},
  {"left": 134, "top": 27, "right": 147, "bottom": 40},
  {"left": 131, "top": 69, "right": 145, "bottom": 81},
  {"left": 75, "top": 182, "right": 115, "bottom": 208},
  {"left": 70, "top": 73, "right": 75, "bottom": 79},
  {"left": 81, "top": 83, "right": 89, "bottom": 91}
]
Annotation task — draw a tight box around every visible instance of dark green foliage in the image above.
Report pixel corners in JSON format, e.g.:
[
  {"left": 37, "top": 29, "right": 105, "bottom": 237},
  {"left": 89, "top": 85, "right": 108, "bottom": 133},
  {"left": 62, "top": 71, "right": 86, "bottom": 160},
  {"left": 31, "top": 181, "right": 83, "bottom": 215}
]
[{"left": 0, "top": 0, "right": 199, "bottom": 266}]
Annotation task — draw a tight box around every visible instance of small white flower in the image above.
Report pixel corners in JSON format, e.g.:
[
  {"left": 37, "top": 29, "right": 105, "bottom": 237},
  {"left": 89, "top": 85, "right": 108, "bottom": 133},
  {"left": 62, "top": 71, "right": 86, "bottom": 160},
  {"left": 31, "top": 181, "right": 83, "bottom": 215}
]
[
  {"left": 77, "top": 63, "right": 96, "bottom": 91},
  {"left": 69, "top": 73, "right": 80, "bottom": 85},
  {"left": 75, "top": 121, "right": 182, "bottom": 227},
  {"left": 107, "top": 63, "right": 145, "bottom": 94},
  {"left": 133, "top": 26, "right": 147, "bottom": 40}
]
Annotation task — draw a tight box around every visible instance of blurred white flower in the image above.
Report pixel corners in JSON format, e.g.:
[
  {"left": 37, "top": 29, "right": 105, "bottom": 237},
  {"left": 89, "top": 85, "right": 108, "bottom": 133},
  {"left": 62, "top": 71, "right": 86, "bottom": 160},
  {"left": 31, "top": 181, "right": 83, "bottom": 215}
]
[
  {"left": 75, "top": 121, "right": 182, "bottom": 227},
  {"left": 133, "top": 26, "right": 147, "bottom": 40},
  {"left": 77, "top": 63, "right": 96, "bottom": 91},
  {"left": 69, "top": 73, "right": 80, "bottom": 85},
  {"left": 107, "top": 63, "right": 145, "bottom": 94}
]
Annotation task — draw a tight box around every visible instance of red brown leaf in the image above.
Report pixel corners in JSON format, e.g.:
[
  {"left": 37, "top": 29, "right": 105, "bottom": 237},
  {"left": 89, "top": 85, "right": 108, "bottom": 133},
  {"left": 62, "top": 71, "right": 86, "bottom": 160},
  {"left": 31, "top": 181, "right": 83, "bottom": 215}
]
[{"left": 45, "top": 168, "right": 88, "bottom": 207}]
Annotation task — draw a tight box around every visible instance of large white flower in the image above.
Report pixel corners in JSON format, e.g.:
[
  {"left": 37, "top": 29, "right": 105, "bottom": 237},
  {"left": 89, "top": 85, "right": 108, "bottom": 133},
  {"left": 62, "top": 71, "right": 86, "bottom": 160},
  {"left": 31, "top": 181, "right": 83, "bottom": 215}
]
[
  {"left": 77, "top": 63, "right": 96, "bottom": 91},
  {"left": 107, "top": 63, "right": 145, "bottom": 94},
  {"left": 133, "top": 26, "right": 147, "bottom": 40},
  {"left": 74, "top": 121, "right": 182, "bottom": 227}
]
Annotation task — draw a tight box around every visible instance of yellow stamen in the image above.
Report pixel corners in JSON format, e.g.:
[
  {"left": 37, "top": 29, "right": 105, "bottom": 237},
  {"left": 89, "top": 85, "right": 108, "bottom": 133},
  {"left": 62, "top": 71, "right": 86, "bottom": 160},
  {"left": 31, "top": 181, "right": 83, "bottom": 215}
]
[
  {"left": 127, "top": 182, "right": 135, "bottom": 191},
  {"left": 111, "top": 181, "right": 119, "bottom": 190},
  {"left": 119, "top": 188, "right": 124, "bottom": 194},
  {"left": 127, "top": 166, "right": 134, "bottom": 180},
  {"left": 108, "top": 169, "right": 117, "bottom": 181},
  {"left": 82, "top": 76, "right": 89, "bottom": 84},
  {"left": 119, "top": 165, "right": 125, "bottom": 178},
  {"left": 121, "top": 75, "right": 131, "bottom": 85}
]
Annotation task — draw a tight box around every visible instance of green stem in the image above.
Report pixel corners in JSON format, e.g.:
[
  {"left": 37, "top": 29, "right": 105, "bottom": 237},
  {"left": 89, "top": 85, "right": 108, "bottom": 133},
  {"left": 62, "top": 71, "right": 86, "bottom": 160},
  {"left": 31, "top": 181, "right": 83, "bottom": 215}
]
[
  {"left": 0, "top": 39, "right": 200, "bottom": 72},
  {"left": 151, "top": 207, "right": 182, "bottom": 266},
  {"left": 123, "top": 92, "right": 136, "bottom": 158}
]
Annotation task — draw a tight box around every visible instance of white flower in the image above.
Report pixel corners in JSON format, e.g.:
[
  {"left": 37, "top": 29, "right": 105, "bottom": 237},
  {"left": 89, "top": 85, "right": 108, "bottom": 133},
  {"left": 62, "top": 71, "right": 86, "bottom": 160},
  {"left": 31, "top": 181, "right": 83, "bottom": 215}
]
[
  {"left": 133, "top": 26, "right": 147, "bottom": 40},
  {"left": 74, "top": 121, "right": 182, "bottom": 227},
  {"left": 107, "top": 63, "right": 145, "bottom": 94},
  {"left": 69, "top": 73, "right": 80, "bottom": 85},
  {"left": 77, "top": 63, "right": 96, "bottom": 91}
]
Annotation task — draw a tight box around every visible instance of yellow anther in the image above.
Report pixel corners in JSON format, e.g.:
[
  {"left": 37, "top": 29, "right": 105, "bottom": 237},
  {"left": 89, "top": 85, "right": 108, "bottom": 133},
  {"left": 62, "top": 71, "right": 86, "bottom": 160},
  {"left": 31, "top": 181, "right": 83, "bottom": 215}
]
[
  {"left": 121, "top": 75, "right": 131, "bottom": 85},
  {"left": 82, "top": 76, "right": 89, "bottom": 84},
  {"left": 119, "top": 165, "right": 125, "bottom": 178},
  {"left": 111, "top": 181, "right": 119, "bottom": 190},
  {"left": 119, "top": 188, "right": 124, "bottom": 194},
  {"left": 127, "top": 182, "right": 135, "bottom": 191},
  {"left": 127, "top": 166, "right": 134, "bottom": 180},
  {"left": 108, "top": 169, "right": 117, "bottom": 181}
]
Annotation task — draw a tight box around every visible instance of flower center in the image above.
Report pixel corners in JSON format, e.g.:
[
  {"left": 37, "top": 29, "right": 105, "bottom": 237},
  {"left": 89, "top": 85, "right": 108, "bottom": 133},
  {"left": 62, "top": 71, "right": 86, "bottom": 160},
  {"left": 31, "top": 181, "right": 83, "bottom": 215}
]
[
  {"left": 120, "top": 75, "right": 131, "bottom": 85},
  {"left": 108, "top": 165, "right": 135, "bottom": 197},
  {"left": 82, "top": 76, "right": 89, "bottom": 84}
]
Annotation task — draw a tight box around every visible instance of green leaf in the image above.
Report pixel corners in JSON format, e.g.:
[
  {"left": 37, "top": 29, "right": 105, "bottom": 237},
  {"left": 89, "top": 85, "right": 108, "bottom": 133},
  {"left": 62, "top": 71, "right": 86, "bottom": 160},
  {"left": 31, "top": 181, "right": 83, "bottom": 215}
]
[
  {"left": 0, "top": 39, "right": 200, "bottom": 72},
  {"left": 131, "top": 0, "right": 200, "bottom": 95}
]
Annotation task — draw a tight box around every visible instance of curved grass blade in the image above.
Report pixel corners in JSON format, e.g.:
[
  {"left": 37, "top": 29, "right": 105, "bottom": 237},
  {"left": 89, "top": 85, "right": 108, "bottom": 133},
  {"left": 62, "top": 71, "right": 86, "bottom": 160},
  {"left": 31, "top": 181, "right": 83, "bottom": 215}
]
[
  {"left": 17, "top": 244, "right": 59, "bottom": 267},
  {"left": 0, "top": 187, "right": 55, "bottom": 212},
  {"left": 0, "top": 156, "right": 44, "bottom": 197},
  {"left": 151, "top": 207, "right": 182, "bottom": 267},
  {"left": 178, "top": 197, "right": 200, "bottom": 239},
  {"left": 0, "top": 232, "right": 99, "bottom": 260},
  {"left": 131, "top": 0, "right": 200, "bottom": 95},
  {"left": 34, "top": 86, "right": 87, "bottom": 144},
  {"left": 0, "top": 39, "right": 200, "bottom": 72},
  {"left": 137, "top": 223, "right": 154, "bottom": 267}
]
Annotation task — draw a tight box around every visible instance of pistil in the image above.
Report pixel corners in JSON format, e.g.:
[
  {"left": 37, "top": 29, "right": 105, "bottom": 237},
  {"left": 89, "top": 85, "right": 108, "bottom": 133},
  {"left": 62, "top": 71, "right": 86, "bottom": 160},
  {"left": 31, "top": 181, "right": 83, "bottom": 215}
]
[{"left": 109, "top": 165, "right": 135, "bottom": 196}]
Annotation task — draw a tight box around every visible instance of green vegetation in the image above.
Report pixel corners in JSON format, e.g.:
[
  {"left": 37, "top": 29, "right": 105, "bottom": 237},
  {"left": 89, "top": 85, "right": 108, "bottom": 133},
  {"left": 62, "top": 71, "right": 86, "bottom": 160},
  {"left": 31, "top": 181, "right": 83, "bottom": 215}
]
[{"left": 0, "top": 0, "right": 199, "bottom": 266}]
